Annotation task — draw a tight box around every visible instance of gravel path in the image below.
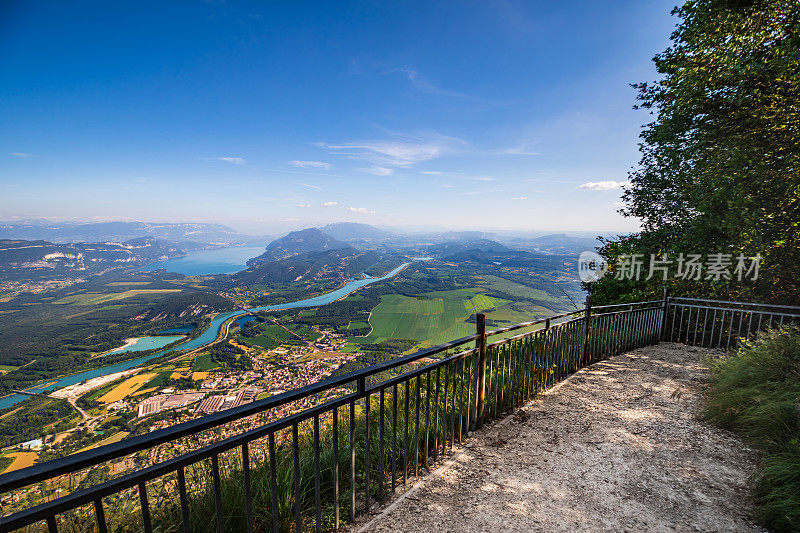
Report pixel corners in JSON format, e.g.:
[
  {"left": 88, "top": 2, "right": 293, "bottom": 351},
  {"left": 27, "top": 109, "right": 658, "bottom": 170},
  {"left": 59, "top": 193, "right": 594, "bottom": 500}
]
[{"left": 357, "top": 343, "right": 763, "bottom": 533}]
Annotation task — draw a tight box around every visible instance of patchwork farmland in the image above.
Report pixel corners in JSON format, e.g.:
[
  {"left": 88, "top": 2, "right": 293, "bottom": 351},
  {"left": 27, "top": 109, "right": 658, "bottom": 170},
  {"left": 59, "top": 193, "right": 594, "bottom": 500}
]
[{"left": 355, "top": 289, "right": 511, "bottom": 349}]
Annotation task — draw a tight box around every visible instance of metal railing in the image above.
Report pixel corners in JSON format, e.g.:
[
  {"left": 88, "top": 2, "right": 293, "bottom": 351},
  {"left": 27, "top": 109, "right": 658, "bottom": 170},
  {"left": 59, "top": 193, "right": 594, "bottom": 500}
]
[
  {"left": 0, "top": 294, "right": 796, "bottom": 532},
  {"left": 663, "top": 296, "right": 800, "bottom": 349}
]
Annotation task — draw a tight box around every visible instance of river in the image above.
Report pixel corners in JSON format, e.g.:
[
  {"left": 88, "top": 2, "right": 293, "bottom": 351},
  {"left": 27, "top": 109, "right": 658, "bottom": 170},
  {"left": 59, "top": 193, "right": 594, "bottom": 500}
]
[{"left": 0, "top": 261, "right": 411, "bottom": 410}]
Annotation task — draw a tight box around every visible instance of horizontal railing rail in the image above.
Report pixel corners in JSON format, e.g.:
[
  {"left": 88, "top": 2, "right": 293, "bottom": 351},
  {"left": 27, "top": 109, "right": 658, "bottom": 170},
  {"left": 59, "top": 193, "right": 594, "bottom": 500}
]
[
  {"left": 592, "top": 299, "right": 664, "bottom": 310},
  {"left": 0, "top": 293, "right": 795, "bottom": 533},
  {"left": 669, "top": 296, "right": 800, "bottom": 310},
  {"left": 664, "top": 296, "right": 800, "bottom": 349}
]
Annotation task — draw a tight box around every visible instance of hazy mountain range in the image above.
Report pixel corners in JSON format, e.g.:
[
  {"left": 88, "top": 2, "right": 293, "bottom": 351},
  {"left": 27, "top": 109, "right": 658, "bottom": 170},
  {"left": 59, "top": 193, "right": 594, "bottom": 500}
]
[
  {"left": 319, "top": 222, "right": 394, "bottom": 242},
  {"left": 0, "top": 221, "right": 251, "bottom": 245},
  {"left": 0, "top": 237, "right": 187, "bottom": 279},
  {"left": 0, "top": 220, "right": 601, "bottom": 282}
]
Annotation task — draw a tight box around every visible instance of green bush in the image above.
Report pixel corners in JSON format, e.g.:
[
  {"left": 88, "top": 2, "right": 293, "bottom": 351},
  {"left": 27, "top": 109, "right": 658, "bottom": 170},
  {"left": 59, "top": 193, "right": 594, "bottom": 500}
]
[{"left": 704, "top": 328, "right": 800, "bottom": 531}]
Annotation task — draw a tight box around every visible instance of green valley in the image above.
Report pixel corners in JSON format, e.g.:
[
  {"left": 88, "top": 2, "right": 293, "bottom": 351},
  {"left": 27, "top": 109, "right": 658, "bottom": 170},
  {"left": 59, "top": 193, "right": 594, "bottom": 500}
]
[{"left": 352, "top": 289, "right": 508, "bottom": 349}]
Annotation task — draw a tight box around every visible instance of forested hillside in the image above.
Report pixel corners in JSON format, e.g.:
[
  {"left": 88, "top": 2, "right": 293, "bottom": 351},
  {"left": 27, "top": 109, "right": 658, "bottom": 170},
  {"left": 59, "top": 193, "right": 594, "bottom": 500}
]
[
  {"left": 0, "top": 273, "right": 232, "bottom": 393},
  {"left": 587, "top": 0, "right": 800, "bottom": 305},
  {"left": 247, "top": 228, "right": 352, "bottom": 264}
]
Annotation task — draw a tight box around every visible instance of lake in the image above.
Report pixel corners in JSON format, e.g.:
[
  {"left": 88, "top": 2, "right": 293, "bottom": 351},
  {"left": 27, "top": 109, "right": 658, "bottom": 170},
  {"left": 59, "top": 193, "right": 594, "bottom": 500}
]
[
  {"left": 0, "top": 261, "right": 412, "bottom": 409},
  {"left": 104, "top": 335, "right": 185, "bottom": 356},
  {"left": 141, "top": 245, "right": 266, "bottom": 275},
  {"left": 235, "top": 315, "right": 258, "bottom": 329}
]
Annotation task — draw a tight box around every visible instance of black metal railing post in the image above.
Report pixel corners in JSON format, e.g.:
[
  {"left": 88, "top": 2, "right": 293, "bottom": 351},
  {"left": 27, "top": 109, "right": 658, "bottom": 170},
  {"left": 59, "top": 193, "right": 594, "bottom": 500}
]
[
  {"left": 660, "top": 287, "right": 669, "bottom": 340},
  {"left": 582, "top": 294, "right": 592, "bottom": 366},
  {"left": 474, "top": 313, "right": 487, "bottom": 429}
]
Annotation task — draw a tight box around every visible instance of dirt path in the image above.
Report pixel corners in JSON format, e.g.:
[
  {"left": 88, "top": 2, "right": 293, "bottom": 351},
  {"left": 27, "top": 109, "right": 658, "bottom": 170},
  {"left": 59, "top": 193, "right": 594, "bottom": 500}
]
[
  {"left": 67, "top": 397, "right": 90, "bottom": 423},
  {"left": 359, "top": 343, "right": 764, "bottom": 533}
]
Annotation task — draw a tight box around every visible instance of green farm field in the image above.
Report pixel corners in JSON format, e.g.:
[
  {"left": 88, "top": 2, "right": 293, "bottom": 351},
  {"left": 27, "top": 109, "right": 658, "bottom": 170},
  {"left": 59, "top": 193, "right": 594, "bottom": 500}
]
[
  {"left": 238, "top": 323, "right": 305, "bottom": 350},
  {"left": 480, "top": 275, "right": 560, "bottom": 303},
  {"left": 285, "top": 324, "right": 322, "bottom": 342},
  {"left": 52, "top": 289, "right": 182, "bottom": 306},
  {"left": 192, "top": 353, "right": 216, "bottom": 371},
  {"left": 355, "top": 288, "right": 516, "bottom": 350},
  {"left": 483, "top": 305, "right": 552, "bottom": 325},
  {"left": 463, "top": 293, "right": 509, "bottom": 313},
  {"left": 0, "top": 365, "right": 19, "bottom": 375}
]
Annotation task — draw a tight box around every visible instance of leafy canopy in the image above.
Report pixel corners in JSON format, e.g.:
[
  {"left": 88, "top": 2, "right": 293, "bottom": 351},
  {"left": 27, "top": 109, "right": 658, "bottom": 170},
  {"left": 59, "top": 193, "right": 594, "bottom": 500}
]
[{"left": 589, "top": 0, "right": 800, "bottom": 304}]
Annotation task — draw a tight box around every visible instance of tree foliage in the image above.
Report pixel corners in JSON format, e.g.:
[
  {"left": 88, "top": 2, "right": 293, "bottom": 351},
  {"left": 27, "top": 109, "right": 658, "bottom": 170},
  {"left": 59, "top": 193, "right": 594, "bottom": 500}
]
[
  {"left": 589, "top": 0, "right": 800, "bottom": 304},
  {"left": 208, "top": 341, "right": 252, "bottom": 371},
  {"left": 0, "top": 396, "right": 77, "bottom": 448}
]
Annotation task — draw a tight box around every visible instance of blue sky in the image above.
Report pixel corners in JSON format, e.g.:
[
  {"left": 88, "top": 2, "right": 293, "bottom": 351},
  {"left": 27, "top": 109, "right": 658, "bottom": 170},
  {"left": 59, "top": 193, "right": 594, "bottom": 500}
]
[{"left": 0, "top": 1, "right": 676, "bottom": 235}]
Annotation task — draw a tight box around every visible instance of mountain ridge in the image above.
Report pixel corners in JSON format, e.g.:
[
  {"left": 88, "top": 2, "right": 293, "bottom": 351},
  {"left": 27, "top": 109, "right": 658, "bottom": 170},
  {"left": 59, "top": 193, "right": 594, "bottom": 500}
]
[
  {"left": 319, "top": 222, "right": 394, "bottom": 242},
  {"left": 0, "top": 237, "right": 187, "bottom": 279},
  {"left": 0, "top": 221, "right": 247, "bottom": 244},
  {"left": 247, "top": 228, "right": 352, "bottom": 265}
]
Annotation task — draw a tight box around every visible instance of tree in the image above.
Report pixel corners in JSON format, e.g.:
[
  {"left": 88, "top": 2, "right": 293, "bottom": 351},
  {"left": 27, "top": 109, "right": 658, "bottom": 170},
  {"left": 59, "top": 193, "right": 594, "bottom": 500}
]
[{"left": 588, "top": 0, "right": 800, "bottom": 305}]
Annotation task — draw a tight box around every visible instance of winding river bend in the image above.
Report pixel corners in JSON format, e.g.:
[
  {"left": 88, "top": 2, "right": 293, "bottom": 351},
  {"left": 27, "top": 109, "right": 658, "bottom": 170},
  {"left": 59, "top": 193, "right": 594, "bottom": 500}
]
[{"left": 0, "top": 262, "right": 411, "bottom": 410}]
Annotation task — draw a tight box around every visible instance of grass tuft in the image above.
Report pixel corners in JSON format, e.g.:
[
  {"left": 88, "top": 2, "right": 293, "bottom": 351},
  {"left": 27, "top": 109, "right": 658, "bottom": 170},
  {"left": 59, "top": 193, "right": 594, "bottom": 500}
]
[{"left": 704, "top": 327, "right": 800, "bottom": 532}]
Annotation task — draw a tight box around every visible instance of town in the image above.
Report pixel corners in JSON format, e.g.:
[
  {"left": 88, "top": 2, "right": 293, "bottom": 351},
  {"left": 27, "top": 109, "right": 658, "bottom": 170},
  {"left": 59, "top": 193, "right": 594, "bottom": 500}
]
[{"left": 0, "top": 318, "right": 361, "bottom": 512}]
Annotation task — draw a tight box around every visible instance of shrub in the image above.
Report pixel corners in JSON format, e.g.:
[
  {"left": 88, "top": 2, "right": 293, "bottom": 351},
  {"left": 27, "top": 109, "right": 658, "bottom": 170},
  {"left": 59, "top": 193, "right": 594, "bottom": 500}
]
[{"left": 704, "top": 327, "right": 800, "bottom": 531}]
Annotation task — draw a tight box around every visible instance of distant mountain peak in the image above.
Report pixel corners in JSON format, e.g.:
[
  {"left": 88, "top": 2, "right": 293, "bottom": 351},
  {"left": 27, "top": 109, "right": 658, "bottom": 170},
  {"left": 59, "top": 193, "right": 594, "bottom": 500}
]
[
  {"left": 248, "top": 227, "right": 352, "bottom": 264},
  {"left": 319, "top": 222, "right": 394, "bottom": 242},
  {"left": 428, "top": 238, "right": 510, "bottom": 256}
]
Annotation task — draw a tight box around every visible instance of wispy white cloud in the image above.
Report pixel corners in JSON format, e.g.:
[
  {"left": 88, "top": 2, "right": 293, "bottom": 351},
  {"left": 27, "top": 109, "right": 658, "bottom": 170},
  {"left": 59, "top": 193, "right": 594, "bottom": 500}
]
[
  {"left": 577, "top": 180, "right": 630, "bottom": 191},
  {"left": 390, "top": 67, "right": 473, "bottom": 100},
  {"left": 511, "top": 196, "right": 528, "bottom": 200},
  {"left": 316, "top": 131, "right": 465, "bottom": 170},
  {"left": 299, "top": 182, "right": 322, "bottom": 190},
  {"left": 206, "top": 156, "right": 246, "bottom": 165},
  {"left": 10, "top": 152, "right": 32, "bottom": 158},
  {"left": 322, "top": 201, "right": 339, "bottom": 207},
  {"left": 460, "top": 189, "right": 504, "bottom": 196},
  {"left": 523, "top": 175, "right": 576, "bottom": 185},
  {"left": 296, "top": 203, "right": 312, "bottom": 208},
  {"left": 287, "top": 160, "right": 331, "bottom": 170},
  {"left": 349, "top": 60, "right": 493, "bottom": 102},
  {"left": 420, "top": 170, "right": 490, "bottom": 181},
  {"left": 266, "top": 169, "right": 345, "bottom": 178},
  {"left": 347, "top": 206, "right": 375, "bottom": 215},
  {"left": 492, "top": 142, "right": 542, "bottom": 156},
  {"left": 362, "top": 166, "right": 393, "bottom": 176}
]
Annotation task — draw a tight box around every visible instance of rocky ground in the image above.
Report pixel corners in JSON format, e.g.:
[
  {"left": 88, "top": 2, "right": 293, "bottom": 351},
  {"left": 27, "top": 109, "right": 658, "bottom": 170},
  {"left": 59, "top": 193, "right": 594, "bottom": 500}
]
[{"left": 355, "top": 343, "right": 764, "bottom": 533}]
